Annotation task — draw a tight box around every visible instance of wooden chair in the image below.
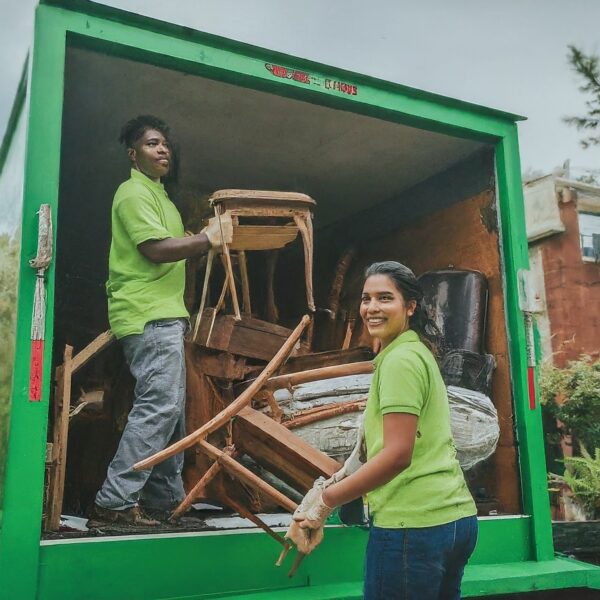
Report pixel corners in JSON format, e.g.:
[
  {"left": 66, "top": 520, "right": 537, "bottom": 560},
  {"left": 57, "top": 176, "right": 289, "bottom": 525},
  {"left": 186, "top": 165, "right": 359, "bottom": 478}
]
[{"left": 193, "top": 190, "right": 316, "bottom": 341}]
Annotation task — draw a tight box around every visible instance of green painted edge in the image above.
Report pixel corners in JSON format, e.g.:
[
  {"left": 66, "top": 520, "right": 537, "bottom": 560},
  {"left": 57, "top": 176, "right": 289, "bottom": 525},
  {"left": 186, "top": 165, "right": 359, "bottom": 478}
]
[
  {"left": 40, "top": 0, "right": 526, "bottom": 124},
  {"left": 35, "top": 518, "right": 530, "bottom": 600},
  {"left": 0, "top": 3, "right": 570, "bottom": 599},
  {"left": 0, "top": 5, "right": 66, "bottom": 598},
  {"left": 0, "top": 57, "right": 28, "bottom": 176},
  {"left": 494, "top": 128, "right": 555, "bottom": 560}
]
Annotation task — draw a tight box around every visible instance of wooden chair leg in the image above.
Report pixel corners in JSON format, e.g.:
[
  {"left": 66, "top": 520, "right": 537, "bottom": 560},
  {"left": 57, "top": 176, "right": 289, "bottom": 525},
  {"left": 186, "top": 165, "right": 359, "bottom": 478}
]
[
  {"left": 192, "top": 248, "right": 215, "bottom": 341},
  {"left": 46, "top": 345, "right": 73, "bottom": 530},
  {"left": 215, "top": 207, "right": 241, "bottom": 320},
  {"left": 238, "top": 250, "right": 251, "bottom": 315},
  {"left": 265, "top": 250, "right": 279, "bottom": 323},
  {"left": 170, "top": 445, "right": 237, "bottom": 520},
  {"left": 219, "top": 494, "right": 288, "bottom": 548},
  {"left": 293, "top": 214, "right": 315, "bottom": 312},
  {"left": 197, "top": 440, "right": 297, "bottom": 513}
]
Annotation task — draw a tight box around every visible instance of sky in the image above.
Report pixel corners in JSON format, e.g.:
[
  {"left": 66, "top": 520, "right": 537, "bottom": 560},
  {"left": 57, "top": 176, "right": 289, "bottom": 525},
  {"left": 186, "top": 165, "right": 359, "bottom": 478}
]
[{"left": 1, "top": 0, "right": 599, "bottom": 177}]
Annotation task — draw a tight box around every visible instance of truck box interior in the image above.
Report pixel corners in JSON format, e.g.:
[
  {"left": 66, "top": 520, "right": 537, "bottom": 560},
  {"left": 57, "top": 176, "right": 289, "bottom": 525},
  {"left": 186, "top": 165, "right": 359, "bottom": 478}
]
[{"left": 46, "top": 41, "right": 521, "bottom": 538}]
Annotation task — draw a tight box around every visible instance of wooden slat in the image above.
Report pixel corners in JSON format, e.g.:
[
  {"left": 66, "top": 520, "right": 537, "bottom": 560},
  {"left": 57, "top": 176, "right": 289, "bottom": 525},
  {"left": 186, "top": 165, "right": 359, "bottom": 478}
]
[
  {"left": 71, "top": 330, "right": 115, "bottom": 375},
  {"left": 229, "top": 225, "right": 299, "bottom": 251},
  {"left": 209, "top": 189, "right": 316, "bottom": 206},
  {"left": 46, "top": 345, "right": 73, "bottom": 530},
  {"left": 195, "top": 309, "right": 293, "bottom": 361},
  {"left": 278, "top": 347, "right": 374, "bottom": 374},
  {"left": 187, "top": 347, "right": 251, "bottom": 380},
  {"left": 234, "top": 406, "right": 340, "bottom": 492},
  {"left": 197, "top": 440, "right": 297, "bottom": 513}
]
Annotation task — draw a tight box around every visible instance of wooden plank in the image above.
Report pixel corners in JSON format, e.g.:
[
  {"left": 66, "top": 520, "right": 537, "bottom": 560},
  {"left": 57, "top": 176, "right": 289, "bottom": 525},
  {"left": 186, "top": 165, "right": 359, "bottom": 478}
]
[
  {"left": 46, "top": 345, "right": 73, "bottom": 530},
  {"left": 195, "top": 309, "right": 293, "bottom": 361},
  {"left": 134, "top": 315, "right": 311, "bottom": 472},
  {"left": 229, "top": 225, "right": 299, "bottom": 251},
  {"left": 278, "top": 347, "right": 374, "bottom": 375},
  {"left": 209, "top": 189, "right": 315, "bottom": 206},
  {"left": 234, "top": 407, "right": 340, "bottom": 493},
  {"left": 71, "top": 330, "right": 115, "bottom": 375},
  {"left": 187, "top": 346, "right": 250, "bottom": 380}
]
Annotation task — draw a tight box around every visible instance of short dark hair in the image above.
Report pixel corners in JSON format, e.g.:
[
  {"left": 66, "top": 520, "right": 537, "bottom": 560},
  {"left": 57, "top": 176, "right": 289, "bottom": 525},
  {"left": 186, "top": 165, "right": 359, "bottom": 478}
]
[{"left": 118, "top": 115, "right": 170, "bottom": 148}]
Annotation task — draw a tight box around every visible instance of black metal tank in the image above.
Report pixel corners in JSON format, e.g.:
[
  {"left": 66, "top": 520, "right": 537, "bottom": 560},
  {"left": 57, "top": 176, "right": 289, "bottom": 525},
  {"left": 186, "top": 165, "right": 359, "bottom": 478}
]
[{"left": 417, "top": 269, "right": 488, "bottom": 354}]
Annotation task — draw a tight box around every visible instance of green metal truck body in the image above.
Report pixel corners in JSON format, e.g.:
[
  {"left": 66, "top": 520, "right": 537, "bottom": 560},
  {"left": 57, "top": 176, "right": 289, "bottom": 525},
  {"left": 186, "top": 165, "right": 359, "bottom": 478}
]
[{"left": 1, "top": 1, "right": 599, "bottom": 598}]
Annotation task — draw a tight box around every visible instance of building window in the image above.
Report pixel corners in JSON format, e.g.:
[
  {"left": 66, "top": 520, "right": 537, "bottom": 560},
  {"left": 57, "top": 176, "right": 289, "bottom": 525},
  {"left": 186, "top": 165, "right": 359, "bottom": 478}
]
[{"left": 579, "top": 211, "right": 600, "bottom": 261}]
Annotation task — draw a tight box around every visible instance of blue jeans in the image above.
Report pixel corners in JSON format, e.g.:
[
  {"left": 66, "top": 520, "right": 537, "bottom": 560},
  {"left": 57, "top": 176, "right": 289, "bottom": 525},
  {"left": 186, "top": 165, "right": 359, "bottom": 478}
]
[
  {"left": 364, "top": 515, "right": 478, "bottom": 600},
  {"left": 95, "top": 318, "right": 187, "bottom": 511}
]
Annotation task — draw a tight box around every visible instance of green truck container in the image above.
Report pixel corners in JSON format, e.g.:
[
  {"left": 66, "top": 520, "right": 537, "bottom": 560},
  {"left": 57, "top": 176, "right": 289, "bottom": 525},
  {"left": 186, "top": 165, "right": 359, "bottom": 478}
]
[{"left": 1, "top": 1, "right": 599, "bottom": 598}]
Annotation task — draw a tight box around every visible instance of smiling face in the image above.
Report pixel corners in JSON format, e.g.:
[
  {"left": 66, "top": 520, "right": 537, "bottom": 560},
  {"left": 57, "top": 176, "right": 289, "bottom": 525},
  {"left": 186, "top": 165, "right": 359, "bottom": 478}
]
[
  {"left": 360, "top": 274, "right": 417, "bottom": 349},
  {"left": 128, "top": 128, "right": 171, "bottom": 182}
]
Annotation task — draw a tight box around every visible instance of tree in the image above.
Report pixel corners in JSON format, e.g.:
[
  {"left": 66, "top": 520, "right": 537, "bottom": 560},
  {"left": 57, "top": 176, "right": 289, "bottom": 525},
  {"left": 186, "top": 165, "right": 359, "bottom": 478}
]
[{"left": 564, "top": 45, "right": 600, "bottom": 149}]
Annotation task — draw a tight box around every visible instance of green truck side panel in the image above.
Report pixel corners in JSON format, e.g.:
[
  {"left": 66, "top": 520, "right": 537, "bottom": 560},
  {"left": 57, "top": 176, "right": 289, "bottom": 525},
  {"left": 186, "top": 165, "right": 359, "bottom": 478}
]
[
  {"left": 0, "top": 2, "right": 597, "bottom": 598},
  {"left": 36, "top": 518, "right": 530, "bottom": 600},
  {"left": 0, "top": 6, "right": 66, "bottom": 599}
]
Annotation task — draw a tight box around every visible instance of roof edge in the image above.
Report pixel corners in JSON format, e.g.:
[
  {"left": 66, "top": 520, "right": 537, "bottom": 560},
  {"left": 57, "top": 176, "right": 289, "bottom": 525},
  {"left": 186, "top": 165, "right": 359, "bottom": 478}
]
[{"left": 41, "top": 0, "right": 526, "bottom": 124}]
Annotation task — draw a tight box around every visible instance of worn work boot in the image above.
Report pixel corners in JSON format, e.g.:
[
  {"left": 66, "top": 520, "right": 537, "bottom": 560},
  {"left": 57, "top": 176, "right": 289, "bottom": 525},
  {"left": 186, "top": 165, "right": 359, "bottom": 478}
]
[{"left": 87, "top": 504, "right": 160, "bottom": 527}]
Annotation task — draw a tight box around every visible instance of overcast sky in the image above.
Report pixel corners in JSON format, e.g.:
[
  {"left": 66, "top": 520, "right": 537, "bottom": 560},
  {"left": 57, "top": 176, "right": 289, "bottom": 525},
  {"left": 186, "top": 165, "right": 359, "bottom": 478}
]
[{"left": 1, "top": 0, "right": 599, "bottom": 176}]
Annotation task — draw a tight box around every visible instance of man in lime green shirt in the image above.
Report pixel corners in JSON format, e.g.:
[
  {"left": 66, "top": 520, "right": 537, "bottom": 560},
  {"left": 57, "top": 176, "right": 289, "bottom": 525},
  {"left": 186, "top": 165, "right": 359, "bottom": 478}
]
[{"left": 92, "top": 115, "right": 232, "bottom": 526}]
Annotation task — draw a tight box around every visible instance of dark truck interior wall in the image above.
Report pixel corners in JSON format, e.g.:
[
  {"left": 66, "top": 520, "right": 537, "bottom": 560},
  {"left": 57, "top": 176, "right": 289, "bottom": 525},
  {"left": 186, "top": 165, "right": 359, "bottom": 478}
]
[{"left": 50, "top": 43, "right": 518, "bottom": 525}]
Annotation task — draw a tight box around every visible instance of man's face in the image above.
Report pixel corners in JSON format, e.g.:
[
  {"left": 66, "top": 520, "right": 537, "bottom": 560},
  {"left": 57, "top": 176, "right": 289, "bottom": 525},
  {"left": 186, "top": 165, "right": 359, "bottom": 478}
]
[{"left": 129, "top": 128, "right": 171, "bottom": 182}]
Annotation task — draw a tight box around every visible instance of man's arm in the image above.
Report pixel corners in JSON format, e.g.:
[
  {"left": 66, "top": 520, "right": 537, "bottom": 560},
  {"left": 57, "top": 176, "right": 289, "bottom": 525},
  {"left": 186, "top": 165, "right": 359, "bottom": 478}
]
[
  {"left": 138, "top": 213, "right": 233, "bottom": 263},
  {"left": 138, "top": 233, "right": 211, "bottom": 263}
]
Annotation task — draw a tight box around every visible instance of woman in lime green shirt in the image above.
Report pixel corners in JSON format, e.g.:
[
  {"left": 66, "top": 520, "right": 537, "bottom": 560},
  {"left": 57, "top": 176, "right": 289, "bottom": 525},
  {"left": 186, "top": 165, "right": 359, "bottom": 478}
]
[{"left": 295, "top": 261, "right": 478, "bottom": 600}]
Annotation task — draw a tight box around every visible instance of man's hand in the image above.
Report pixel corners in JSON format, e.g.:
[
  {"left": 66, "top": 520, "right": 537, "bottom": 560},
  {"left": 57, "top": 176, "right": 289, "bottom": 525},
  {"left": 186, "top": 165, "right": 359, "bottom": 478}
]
[{"left": 202, "top": 213, "right": 233, "bottom": 248}]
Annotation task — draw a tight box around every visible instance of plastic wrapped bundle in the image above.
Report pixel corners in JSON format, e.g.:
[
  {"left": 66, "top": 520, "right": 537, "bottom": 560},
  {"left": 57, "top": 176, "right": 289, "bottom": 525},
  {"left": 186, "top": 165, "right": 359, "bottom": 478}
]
[{"left": 447, "top": 385, "right": 500, "bottom": 470}]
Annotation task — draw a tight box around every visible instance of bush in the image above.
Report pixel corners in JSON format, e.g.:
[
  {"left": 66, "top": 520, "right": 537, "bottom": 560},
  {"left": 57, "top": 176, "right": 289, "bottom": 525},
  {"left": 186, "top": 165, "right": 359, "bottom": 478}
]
[
  {"left": 540, "top": 356, "right": 600, "bottom": 452},
  {"left": 551, "top": 445, "right": 600, "bottom": 519}
]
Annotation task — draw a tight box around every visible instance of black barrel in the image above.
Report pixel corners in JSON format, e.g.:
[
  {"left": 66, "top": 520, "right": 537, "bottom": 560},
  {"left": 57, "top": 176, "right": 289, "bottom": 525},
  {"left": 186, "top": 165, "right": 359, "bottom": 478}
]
[{"left": 417, "top": 269, "right": 488, "bottom": 354}]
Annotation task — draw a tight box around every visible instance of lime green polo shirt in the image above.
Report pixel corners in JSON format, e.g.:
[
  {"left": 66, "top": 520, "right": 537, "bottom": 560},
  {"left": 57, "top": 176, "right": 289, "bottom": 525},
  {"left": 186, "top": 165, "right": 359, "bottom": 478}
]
[
  {"left": 106, "top": 169, "right": 188, "bottom": 339},
  {"left": 364, "top": 329, "right": 476, "bottom": 528}
]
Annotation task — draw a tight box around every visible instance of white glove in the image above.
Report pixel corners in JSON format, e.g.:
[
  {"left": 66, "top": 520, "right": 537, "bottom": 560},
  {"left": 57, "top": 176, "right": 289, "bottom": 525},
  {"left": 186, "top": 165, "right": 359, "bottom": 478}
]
[
  {"left": 284, "top": 477, "right": 334, "bottom": 554},
  {"left": 325, "top": 413, "right": 366, "bottom": 486},
  {"left": 202, "top": 213, "right": 233, "bottom": 248}
]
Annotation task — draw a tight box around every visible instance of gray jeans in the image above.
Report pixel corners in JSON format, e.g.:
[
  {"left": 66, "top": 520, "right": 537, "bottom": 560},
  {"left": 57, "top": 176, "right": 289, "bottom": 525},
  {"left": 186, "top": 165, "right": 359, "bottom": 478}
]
[{"left": 95, "top": 318, "right": 187, "bottom": 511}]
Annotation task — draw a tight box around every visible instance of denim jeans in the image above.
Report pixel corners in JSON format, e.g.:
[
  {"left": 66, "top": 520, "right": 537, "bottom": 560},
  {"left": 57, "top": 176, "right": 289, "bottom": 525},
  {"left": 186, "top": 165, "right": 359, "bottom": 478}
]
[
  {"left": 364, "top": 515, "right": 478, "bottom": 600},
  {"left": 95, "top": 318, "right": 187, "bottom": 511}
]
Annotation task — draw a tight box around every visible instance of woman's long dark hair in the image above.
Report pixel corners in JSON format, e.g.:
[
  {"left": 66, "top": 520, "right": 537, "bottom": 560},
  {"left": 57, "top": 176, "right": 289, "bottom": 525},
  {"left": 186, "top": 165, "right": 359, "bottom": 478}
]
[{"left": 364, "top": 261, "right": 440, "bottom": 353}]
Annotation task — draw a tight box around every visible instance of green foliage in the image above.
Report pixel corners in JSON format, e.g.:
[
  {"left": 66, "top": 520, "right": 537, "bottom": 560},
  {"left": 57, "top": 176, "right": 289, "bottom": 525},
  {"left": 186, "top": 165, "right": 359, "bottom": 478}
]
[
  {"left": 539, "top": 356, "right": 600, "bottom": 452},
  {"left": 552, "top": 445, "right": 600, "bottom": 519},
  {"left": 564, "top": 45, "right": 600, "bottom": 149},
  {"left": 0, "top": 231, "right": 20, "bottom": 509}
]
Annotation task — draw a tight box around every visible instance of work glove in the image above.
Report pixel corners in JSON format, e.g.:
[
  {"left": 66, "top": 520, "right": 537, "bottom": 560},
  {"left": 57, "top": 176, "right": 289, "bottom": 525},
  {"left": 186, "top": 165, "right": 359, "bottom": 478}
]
[
  {"left": 325, "top": 413, "right": 366, "bottom": 486},
  {"left": 202, "top": 213, "right": 233, "bottom": 248},
  {"left": 284, "top": 477, "right": 334, "bottom": 554}
]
